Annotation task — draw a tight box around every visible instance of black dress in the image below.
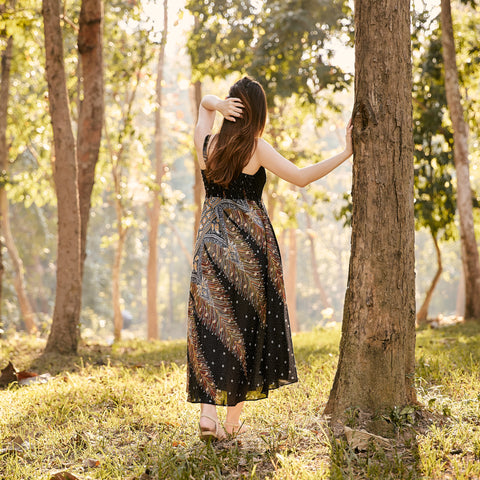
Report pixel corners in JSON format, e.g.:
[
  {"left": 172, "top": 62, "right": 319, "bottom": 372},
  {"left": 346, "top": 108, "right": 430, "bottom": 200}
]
[{"left": 187, "top": 136, "right": 298, "bottom": 406}]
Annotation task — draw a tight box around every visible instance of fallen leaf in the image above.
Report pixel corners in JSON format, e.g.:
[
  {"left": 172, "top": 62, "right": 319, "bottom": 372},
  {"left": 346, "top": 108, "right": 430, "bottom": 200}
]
[
  {"left": 0, "top": 436, "right": 30, "bottom": 455},
  {"left": 0, "top": 362, "right": 17, "bottom": 387},
  {"left": 49, "top": 473, "right": 80, "bottom": 480},
  {"left": 18, "top": 373, "right": 52, "bottom": 386},
  {"left": 16, "top": 370, "right": 39, "bottom": 381},
  {"left": 344, "top": 426, "right": 391, "bottom": 451},
  {"left": 83, "top": 458, "right": 100, "bottom": 468}
]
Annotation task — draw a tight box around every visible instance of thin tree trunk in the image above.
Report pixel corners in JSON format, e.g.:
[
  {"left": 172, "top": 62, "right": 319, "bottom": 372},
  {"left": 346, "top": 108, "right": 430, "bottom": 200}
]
[
  {"left": 104, "top": 41, "right": 146, "bottom": 341},
  {"left": 168, "top": 243, "right": 174, "bottom": 327},
  {"left": 192, "top": 79, "right": 204, "bottom": 240},
  {"left": 43, "top": 0, "right": 82, "bottom": 354},
  {"left": 304, "top": 211, "right": 332, "bottom": 310},
  {"left": 285, "top": 227, "right": 299, "bottom": 332},
  {"left": 166, "top": 218, "right": 192, "bottom": 265},
  {"left": 325, "top": 0, "right": 416, "bottom": 431},
  {"left": 417, "top": 233, "right": 442, "bottom": 325},
  {"left": 146, "top": 0, "right": 167, "bottom": 340},
  {"left": 440, "top": 0, "right": 480, "bottom": 320},
  {"left": 191, "top": 13, "right": 205, "bottom": 240},
  {"left": 1, "top": 200, "right": 37, "bottom": 333},
  {"left": 456, "top": 265, "right": 465, "bottom": 316},
  {"left": 77, "top": 0, "right": 104, "bottom": 278},
  {"left": 112, "top": 223, "right": 126, "bottom": 342},
  {"left": 0, "top": 35, "right": 13, "bottom": 325}
]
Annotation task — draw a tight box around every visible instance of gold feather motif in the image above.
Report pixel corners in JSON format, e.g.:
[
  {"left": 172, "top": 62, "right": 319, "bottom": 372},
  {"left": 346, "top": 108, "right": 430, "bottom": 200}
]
[
  {"left": 207, "top": 211, "right": 267, "bottom": 324},
  {"left": 187, "top": 300, "right": 218, "bottom": 400},
  {"left": 192, "top": 256, "right": 248, "bottom": 376},
  {"left": 254, "top": 205, "right": 287, "bottom": 302}
]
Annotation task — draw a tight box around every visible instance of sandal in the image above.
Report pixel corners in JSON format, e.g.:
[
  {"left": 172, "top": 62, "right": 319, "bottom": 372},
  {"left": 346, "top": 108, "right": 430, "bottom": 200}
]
[{"left": 199, "top": 414, "right": 225, "bottom": 442}]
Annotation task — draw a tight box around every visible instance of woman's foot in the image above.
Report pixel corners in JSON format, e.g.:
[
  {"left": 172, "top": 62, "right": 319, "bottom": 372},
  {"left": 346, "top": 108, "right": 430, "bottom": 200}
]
[
  {"left": 199, "top": 414, "right": 226, "bottom": 441},
  {"left": 224, "top": 421, "right": 248, "bottom": 436}
]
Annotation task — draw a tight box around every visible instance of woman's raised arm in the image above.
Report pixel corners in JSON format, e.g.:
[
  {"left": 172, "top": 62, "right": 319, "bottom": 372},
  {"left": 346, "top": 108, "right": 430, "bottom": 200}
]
[{"left": 257, "top": 120, "right": 353, "bottom": 187}]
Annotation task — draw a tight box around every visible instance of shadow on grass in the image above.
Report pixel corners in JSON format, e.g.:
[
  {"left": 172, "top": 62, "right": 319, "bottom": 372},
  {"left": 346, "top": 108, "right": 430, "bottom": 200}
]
[
  {"left": 327, "top": 426, "right": 422, "bottom": 480},
  {"left": 30, "top": 338, "right": 187, "bottom": 375},
  {"left": 153, "top": 439, "right": 275, "bottom": 479}
]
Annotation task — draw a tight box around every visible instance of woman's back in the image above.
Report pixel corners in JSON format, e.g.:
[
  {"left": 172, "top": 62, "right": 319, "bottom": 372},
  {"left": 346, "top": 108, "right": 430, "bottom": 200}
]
[{"left": 201, "top": 134, "right": 266, "bottom": 201}]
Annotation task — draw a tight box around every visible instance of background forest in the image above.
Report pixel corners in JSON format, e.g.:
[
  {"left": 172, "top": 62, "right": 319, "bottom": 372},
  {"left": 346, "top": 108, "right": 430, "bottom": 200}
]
[{"left": 1, "top": 0, "right": 480, "bottom": 343}]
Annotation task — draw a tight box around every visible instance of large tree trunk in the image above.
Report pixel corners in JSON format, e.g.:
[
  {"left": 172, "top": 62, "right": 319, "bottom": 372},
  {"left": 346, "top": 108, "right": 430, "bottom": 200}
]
[
  {"left": 285, "top": 227, "right": 299, "bottom": 332},
  {"left": 325, "top": 0, "right": 416, "bottom": 430},
  {"left": 146, "top": 0, "right": 168, "bottom": 340},
  {"left": 77, "top": 0, "right": 104, "bottom": 278},
  {"left": 43, "top": 0, "right": 82, "bottom": 354},
  {"left": 417, "top": 233, "right": 442, "bottom": 325},
  {"left": 440, "top": 0, "right": 480, "bottom": 320},
  {"left": 0, "top": 35, "right": 13, "bottom": 325}
]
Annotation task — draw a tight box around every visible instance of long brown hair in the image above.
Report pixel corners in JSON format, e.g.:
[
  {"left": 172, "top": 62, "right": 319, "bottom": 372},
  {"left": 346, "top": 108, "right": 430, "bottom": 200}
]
[{"left": 205, "top": 77, "right": 267, "bottom": 188}]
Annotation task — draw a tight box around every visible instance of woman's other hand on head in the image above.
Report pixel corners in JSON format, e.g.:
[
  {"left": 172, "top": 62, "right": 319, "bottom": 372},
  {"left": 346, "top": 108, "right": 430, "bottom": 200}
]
[{"left": 218, "top": 97, "right": 244, "bottom": 122}]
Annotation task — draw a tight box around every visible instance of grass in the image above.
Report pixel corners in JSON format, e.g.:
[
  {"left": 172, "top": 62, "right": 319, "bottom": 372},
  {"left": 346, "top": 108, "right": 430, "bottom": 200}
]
[{"left": 0, "top": 322, "right": 479, "bottom": 479}]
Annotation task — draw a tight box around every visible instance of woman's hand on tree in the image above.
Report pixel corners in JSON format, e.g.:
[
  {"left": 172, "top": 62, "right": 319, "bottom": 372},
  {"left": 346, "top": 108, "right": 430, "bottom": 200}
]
[
  {"left": 345, "top": 118, "right": 353, "bottom": 156},
  {"left": 218, "top": 97, "right": 244, "bottom": 122}
]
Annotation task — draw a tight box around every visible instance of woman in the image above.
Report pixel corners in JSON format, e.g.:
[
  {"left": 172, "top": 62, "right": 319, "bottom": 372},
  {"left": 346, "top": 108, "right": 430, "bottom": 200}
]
[{"left": 187, "top": 76, "right": 353, "bottom": 440}]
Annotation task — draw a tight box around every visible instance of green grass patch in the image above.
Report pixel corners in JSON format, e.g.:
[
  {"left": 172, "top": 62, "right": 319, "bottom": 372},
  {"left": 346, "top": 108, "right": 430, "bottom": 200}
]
[{"left": 1, "top": 322, "right": 479, "bottom": 479}]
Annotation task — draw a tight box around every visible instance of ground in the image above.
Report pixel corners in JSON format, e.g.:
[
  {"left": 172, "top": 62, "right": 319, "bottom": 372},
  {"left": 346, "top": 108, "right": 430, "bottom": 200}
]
[{"left": 0, "top": 321, "right": 479, "bottom": 479}]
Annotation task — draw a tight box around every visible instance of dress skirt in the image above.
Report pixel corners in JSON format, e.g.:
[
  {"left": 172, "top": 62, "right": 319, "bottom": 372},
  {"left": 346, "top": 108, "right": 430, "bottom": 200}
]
[{"left": 187, "top": 170, "right": 298, "bottom": 406}]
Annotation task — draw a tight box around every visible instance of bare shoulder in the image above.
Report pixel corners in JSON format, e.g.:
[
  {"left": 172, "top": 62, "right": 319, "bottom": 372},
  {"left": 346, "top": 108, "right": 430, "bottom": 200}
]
[
  {"left": 256, "top": 137, "right": 274, "bottom": 157},
  {"left": 256, "top": 137, "right": 280, "bottom": 162}
]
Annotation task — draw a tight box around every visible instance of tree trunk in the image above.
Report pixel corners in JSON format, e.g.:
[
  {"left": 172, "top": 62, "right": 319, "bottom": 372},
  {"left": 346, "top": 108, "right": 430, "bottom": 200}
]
[
  {"left": 456, "top": 266, "right": 465, "bottom": 317},
  {"left": 440, "top": 0, "right": 480, "bottom": 320},
  {"left": 305, "top": 211, "right": 332, "bottom": 310},
  {"left": 417, "top": 233, "right": 442, "bottom": 325},
  {"left": 1, "top": 199, "right": 37, "bottom": 333},
  {"left": 0, "top": 35, "right": 13, "bottom": 325},
  {"left": 146, "top": 0, "right": 167, "bottom": 341},
  {"left": 112, "top": 223, "right": 126, "bottom": 342},
  {"left": 77, "top": 0, "right": 104, "bottom": 279},
  {"left": 167, "top": 218, "right": 192, "bottom": 265},
  {"left": 192, "top": 79, "right": 204, "bottom": 240},
  {"left": 43, "top": 0, "right": 82, "bottom": 354},
  {"left": 285, "top": 227, "right": 299, "bottom": 332},
  {"left": 325, "top": 0, "right": 416, "bottom": 430}
]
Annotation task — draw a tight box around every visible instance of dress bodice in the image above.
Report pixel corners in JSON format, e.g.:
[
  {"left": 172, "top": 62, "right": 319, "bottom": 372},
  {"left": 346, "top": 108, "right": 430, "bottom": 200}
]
[
  {"left": 201, "top": 168, "right": 266, "bottom": 201},
  {"left": 201, "top": 135, "right": 266, "bottom": 201}
]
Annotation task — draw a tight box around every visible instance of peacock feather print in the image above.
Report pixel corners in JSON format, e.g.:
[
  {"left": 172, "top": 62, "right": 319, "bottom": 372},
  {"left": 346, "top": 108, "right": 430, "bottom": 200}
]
[{"left": 187, "top": 159, "right": 298, "bottom": 406}]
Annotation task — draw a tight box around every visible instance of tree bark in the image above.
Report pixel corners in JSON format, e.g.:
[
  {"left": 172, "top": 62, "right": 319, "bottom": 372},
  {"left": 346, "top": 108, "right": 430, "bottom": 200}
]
[
  {"left": 417, "top": 233, "right": 442, "bottom": 325},
  {"left": 440, "top": 0, "right": 480, "bottom": 320},
  {"left": 43, "top": 0, "right": 82, "bottom": 354},
  {"left": 325, "top": 0, "right": 416, "bottom": 429},
  {"left": 0, "top": 35, "right": 13, "bottom": 325},
  {"left": 146, "top": 0, "right": 168, "bottom": 340},
  {"left": 77, "top": 0, "right": 104, "bottom": 278},
  {"left": 285, "top": 227, "right": 299, "bottom": 332}
]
